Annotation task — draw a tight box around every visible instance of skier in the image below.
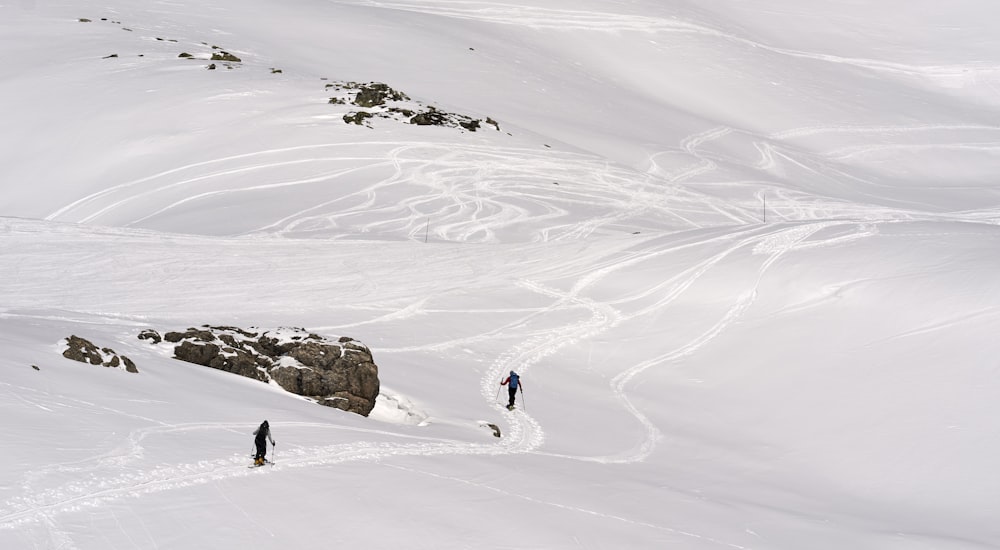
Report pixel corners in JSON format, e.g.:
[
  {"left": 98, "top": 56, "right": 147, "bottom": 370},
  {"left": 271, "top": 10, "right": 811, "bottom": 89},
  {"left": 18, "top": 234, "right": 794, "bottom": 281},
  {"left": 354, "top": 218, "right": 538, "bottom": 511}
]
[
  {"left": 253, "top": 420, "right": 275, "bottom": 466},
  {"left": 500, "top": 371, "right": 523, "bottom": 410}
]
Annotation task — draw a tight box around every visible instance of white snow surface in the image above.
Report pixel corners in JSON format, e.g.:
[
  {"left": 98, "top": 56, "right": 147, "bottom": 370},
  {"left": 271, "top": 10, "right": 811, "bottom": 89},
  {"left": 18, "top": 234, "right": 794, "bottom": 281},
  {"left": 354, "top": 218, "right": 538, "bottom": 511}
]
[{"left": 2, "top": 0, "right": 1000, "bottom": 548}]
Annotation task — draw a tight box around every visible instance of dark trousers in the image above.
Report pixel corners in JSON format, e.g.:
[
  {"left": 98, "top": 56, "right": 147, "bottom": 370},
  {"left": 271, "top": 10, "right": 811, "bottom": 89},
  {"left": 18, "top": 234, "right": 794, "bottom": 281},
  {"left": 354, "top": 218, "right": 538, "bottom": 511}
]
[
  {"left": 508, "top": 387, "right": 517, "bottom": 407},
  {"left": 255, "top": 438, "right": 267, "bottom": 460}
]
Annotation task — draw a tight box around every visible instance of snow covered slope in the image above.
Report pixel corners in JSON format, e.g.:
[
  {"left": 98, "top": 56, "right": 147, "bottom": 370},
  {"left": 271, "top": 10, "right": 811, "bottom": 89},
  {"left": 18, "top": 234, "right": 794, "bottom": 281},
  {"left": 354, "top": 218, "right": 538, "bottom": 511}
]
[{"left": 2, "top": 1, "right": 1000, "bottom": 548}]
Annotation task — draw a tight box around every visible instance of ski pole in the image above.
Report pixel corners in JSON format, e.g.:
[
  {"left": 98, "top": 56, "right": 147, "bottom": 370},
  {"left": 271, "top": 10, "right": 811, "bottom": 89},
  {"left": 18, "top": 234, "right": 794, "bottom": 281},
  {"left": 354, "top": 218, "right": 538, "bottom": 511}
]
[
  {"left": 271, "top": 441, "right": 276, "bottom": 466},
  {"left": 520, "top": 386, "right": 526, "bottom": 412},
  {"left": 495, "top": 381, "right": 502, "bottom": 403}
]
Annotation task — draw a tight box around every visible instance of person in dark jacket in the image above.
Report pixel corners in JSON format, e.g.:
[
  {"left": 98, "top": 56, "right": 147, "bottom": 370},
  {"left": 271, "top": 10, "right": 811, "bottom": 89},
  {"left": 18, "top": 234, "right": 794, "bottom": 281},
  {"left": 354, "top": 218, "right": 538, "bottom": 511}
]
[
  {"left": 500, "top": 371, "right": 523, "bottom": 410},
  {"left": 253, "top": 420, "right": 275, "bottom": 466}
]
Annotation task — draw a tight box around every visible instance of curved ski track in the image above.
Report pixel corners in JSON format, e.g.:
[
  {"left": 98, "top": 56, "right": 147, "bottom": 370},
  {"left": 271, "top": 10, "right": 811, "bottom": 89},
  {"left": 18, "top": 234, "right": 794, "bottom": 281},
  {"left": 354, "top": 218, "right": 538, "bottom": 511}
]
[
  {"left": 16, "top": 8, "right": 1000, "bottom": 536},
  {"left": 17, "top": 126, "right": 1000, "bottom": 540}
]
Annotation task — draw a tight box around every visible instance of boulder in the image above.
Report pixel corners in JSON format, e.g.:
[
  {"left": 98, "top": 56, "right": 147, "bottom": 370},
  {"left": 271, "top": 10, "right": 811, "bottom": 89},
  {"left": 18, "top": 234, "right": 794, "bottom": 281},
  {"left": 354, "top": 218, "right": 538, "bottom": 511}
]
[{"left": 166, "top": 326, "right": 379, "bottom": 416}]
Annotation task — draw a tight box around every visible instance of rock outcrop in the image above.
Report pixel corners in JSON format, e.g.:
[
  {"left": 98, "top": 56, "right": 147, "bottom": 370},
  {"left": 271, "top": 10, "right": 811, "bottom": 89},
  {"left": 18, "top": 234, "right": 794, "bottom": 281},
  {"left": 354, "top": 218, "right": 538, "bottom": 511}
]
[
  {"left": 62, "top": 335, "right": 139, "bottom": 373},
  {"left": 328, "top": 81, "right": 498, "bottom": 132},
  {"left": 143, "top": 326, "right": 380, "bottom": 416}
]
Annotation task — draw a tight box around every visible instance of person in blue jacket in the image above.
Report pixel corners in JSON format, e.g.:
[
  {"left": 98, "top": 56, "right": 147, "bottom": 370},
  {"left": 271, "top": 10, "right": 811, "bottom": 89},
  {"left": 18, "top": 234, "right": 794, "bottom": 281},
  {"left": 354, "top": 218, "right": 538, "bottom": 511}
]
[{"left": 500, "top": 371, "right": 523, "bottom": 410}]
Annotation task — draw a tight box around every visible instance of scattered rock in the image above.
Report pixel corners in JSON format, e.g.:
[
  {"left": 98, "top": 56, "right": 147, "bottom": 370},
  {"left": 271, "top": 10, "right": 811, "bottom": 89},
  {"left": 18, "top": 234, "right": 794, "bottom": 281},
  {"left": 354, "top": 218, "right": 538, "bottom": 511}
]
[
  {"left": 32, "top": 365, "right": 40, "bottom": 371},
  {"left": 487, "top": 423, "right": 501, "bottom": 437},
  {"left": 178, "top": 52, "right": 193, "bottom": 58},
  {"left": 78, "top": 18, "right": 92, "bottom": 23},
  {"left": 210, "top": 51, "right": 241, "bottom": 62},
  {"left": 343, "top": 111, "right": 375, "bottom": 126},
  {"left": 207, "top": 63, "right": 216, "bottom": 70},
  {"left": 409, "top": 107, "right": 448, "bottom": 126},
  {"left": 102, "top": 54, "right": 118, "bottom": 59},
  {"left": 139, "top": 328, "right": 163, "bottom": 344},
  {"left": 354, "top": 82, "right": 409, "bottom": 108},
  {"left": 62, "top": 335, "right": 138, "bottom": 373},
  {"left": 325, "top": 80, "right": 497, "bottom": 133}
]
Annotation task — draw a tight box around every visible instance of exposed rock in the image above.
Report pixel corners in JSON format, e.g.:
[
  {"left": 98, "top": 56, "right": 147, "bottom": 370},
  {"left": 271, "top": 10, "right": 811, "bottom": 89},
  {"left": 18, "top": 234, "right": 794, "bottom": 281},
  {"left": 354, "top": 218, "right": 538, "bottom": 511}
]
[
  {"left": 164, "top": 328, "right": 215, "bottom": 343},
  {"left": 354, "top": 83, "right": 409, "bottom": 108},
  {"left": 164, "top": 326, "right": 379, "bottom": 416},
  {"left": 174, "top": 340, "right": 221, "bottom": 366},
  {"left": 210, "top": 51, "right": 241, "bottom": 62},
  {"left": 62, "top": 335, "right": 138, "bottom": 373},
  {"left": 343, "top": 111, "right": 374, "bottom": 126},
  {"left": 63, "top": 335, "right": 103, "bottom": 365},
  {"left": 123, "top": 356, "right": 139, "bottom": 374},
  {"left": 325, "top": 80, "right": 496, "bottom": 133},
  {"left": 138, "top": 329, "right": 161, "bottom": 344},
  {"left": 410, "top": 107, "right": 448, "bottom": 126}
]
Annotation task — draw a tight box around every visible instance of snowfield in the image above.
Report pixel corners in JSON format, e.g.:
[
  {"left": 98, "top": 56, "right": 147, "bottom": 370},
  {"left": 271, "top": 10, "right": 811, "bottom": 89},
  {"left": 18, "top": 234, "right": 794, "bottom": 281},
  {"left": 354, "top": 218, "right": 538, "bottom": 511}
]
[{"left": 2, "top": 1, "right": 1000, "bottom": 548}]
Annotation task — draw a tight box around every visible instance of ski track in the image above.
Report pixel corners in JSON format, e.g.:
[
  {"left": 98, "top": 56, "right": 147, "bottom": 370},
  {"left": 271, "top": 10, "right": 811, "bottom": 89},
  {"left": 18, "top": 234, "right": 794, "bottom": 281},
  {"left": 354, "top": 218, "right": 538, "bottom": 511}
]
[
  {"left": 45, "top": 124, "right": 1000, "bottom": 241},
  {"left": 382, "top": 462, "right": 754, "bottom": 550},
  {"left": 330, "top": 0, "right": 1000, "bottom": 81},
  {"left": 46, "top": 141, "right": 747, "bottom": 240},
  {"left": 4, "top": 4, "right": 1000, "bottom": 548},
  {"left": 12, "top": 121, "right": 1000, "bottom": 533},
  {"left": 0, "top": 220, "right": 852, "bottom": 542}
]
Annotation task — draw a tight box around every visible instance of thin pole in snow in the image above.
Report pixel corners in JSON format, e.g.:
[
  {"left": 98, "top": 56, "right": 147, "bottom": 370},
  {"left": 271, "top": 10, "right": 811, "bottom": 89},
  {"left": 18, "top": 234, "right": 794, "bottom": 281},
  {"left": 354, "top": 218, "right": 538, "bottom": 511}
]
[
  {"left": 424, "top": 217, "right": 430, "bottom": 243},
  {"left": 763, "top": 193, "right": 766, "bottom": 224}
]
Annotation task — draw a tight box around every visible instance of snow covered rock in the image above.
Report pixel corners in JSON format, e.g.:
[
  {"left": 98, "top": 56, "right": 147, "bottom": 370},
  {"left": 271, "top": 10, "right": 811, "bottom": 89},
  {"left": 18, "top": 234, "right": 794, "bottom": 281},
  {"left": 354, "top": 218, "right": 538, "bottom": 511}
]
[{"left": 160, "top": 326, "right": 380, "bottom": 416}]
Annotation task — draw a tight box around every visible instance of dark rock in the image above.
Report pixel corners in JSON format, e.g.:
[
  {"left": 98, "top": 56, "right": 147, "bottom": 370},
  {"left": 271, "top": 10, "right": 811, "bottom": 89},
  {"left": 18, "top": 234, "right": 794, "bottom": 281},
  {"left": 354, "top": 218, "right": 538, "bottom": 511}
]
[
  {"left": 138, "top": 329, "right": 161, "bottom": 344},
  {"left": 353, "top": 83, "right": 409, "bottom": 108},
  {"left": 410, "top": 107, "right": 448, "bottom": 126},
  {"left": 165, "top": 328, "right": 215, "bottom": 343},
  {"left": 343, "top": 112, "right": 374, "bottom": 126},
  {"left": 123, "top": 357, "right": 138, "bottom": 374},
  {"left": 174, "top": 341, "right": 220, "bottom": 366},
  {"left": 210, "top": 52, "right": 241, "bottom": 62},
  {"left": 63, "top": 335, "right": 103, "bottom": 365},
  {"left": 62, "top": 335, "right": 139, "bottom": 373},
  {"left": 166, "top": 326, "right": 380, "bottom": 416}
]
